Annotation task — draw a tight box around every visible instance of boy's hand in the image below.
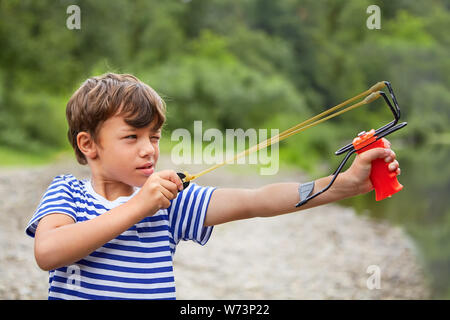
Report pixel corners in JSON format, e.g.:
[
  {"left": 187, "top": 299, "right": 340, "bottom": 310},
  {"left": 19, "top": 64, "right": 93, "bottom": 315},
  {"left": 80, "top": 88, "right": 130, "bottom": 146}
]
[
  {"left": 340, "top": 138, "right": 401, "bottom": 196},
  {"left": 134, "top": 170, "right": 184, "bottom": 215}
]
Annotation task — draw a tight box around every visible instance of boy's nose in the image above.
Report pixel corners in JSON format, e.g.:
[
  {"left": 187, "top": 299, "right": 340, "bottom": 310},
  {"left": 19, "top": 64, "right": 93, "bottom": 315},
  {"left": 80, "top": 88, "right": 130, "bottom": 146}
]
[{"left": 139, "top": 140, "right": 156, "bottom": 158}]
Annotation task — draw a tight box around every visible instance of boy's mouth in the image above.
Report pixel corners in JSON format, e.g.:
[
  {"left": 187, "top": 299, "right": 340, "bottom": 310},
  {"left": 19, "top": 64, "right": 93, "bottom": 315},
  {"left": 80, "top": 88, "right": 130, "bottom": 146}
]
[{"left": 136, "top": 163, "right": 154, "bottom": 176}]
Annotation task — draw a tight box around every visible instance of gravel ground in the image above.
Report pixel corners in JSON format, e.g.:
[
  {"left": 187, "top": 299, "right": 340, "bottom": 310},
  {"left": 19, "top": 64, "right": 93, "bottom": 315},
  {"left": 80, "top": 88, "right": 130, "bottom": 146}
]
[{"left": 0, "top": 155, "right": 430, "bottom": 299}]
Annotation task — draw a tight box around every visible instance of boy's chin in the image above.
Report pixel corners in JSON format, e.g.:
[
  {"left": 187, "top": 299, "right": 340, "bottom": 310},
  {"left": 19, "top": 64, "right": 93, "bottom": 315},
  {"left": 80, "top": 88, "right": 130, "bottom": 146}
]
[{"left": 135, "top": 175, "right": 152, "bottom": 188}]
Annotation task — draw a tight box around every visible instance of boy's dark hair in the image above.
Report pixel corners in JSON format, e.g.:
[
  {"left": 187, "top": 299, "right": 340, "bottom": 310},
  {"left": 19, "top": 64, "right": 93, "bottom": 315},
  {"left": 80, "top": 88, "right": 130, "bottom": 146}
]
[{"left": 66, "top": 73, "right": 166, "bottom": 165}]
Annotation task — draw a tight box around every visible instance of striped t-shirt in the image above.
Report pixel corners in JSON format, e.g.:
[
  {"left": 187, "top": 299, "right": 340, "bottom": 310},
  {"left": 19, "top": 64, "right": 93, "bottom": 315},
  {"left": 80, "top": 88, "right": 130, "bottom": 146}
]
[{"left": 26, "top": 174, "right": 216, "bottom": 300}]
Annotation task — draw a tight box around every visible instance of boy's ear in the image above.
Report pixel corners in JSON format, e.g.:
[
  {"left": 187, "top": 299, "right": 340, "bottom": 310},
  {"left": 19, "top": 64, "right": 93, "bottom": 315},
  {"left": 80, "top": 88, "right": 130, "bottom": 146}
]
[{"left": 77, "top": 131, "right": 98, "bottom": 161}]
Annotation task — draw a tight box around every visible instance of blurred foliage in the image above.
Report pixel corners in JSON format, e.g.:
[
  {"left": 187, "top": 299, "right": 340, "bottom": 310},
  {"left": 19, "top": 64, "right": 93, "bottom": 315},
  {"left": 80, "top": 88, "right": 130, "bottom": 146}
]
[{"left": 0, "top": 0, "right": 449, "bottom": 298}]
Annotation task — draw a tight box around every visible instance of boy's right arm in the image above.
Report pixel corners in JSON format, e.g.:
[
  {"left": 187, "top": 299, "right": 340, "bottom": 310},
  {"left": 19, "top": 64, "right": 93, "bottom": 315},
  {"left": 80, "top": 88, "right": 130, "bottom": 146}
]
[{"left": 34, "top": 170, "right": 183, "bottom": 271}]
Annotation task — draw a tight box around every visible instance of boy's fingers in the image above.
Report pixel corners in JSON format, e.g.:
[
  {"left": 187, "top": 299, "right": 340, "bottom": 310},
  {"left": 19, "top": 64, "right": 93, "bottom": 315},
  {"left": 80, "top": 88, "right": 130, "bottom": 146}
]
[
  {"left": 384, "top": 149, "right": 396, "bottom": 162},
  {"left": 160, "top": 178, "right": 180, "bottom": 195},
  {"left": 358, "top": 147, "right": 390, "bottom": 164},
  {"left": 388, "top": 160, "right": 399, "bottom": 171},
  {"left": 381, "top": 137, "right": 391, "bottom": 148},
  {"left": 157, "top": 170, "right": 177, "bottom": 179},
  {"left": 159, "top": 179, "right": 179, "bottom": 199},
  {"left": 358, "top": 148, "right": 400, "bottom": 172},
  {"left": 157, "top": 170, "right": 184, "bottom": 190}
]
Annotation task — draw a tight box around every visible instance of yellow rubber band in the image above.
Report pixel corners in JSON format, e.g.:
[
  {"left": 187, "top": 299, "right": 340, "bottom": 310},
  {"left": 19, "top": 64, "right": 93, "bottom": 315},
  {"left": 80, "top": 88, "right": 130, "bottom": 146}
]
[{"left": 183, "top": 82, "right": 386, "bottom": 182}]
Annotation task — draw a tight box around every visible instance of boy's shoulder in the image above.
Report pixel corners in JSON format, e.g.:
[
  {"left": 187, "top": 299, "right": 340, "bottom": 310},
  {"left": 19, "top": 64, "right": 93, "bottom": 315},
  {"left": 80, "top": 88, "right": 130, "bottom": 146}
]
[
  {"left": 52, "top": 173, "right": 82, "bottom": 183},
  {"left": 26, "top": 174, "right": 89, "bottom": 238},
  {"left": 49, "top": 173, "right": 86, "bottom": 189},
  {"left": 46, "top": 173, "right": 90, "bottom": 199}
]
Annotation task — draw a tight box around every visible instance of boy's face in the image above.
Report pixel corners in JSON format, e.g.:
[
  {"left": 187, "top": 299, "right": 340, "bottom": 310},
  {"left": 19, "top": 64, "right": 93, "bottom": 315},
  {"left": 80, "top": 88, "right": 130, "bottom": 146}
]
[{"left": 94, "top": 114, "right": 161, "bottom": 188}]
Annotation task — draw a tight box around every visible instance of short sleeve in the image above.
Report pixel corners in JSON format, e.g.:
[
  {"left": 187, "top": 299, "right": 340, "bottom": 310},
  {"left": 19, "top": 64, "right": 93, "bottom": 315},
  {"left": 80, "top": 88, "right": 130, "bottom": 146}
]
[
  {"left": 168, "top": 183, "right": 216, "bottom": 247},
  {"left": 25, "top": 175, "right": 78, "bottom": 238}
]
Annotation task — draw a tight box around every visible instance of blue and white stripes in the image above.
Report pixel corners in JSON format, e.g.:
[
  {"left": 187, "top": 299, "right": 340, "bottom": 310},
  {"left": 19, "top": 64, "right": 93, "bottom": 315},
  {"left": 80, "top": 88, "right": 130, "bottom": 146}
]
[{"left": 26, "top": 174, "right": 215, "bottom": 300}]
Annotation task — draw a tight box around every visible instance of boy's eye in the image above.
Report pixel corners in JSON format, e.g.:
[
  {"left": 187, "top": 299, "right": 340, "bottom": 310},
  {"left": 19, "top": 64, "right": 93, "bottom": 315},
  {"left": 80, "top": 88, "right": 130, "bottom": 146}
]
[
  {"left": 151, "top": 136, "right": 160, "bottom": 142},
  {"left": 125, "top": 135, "right": 137, "bottom": 139}
]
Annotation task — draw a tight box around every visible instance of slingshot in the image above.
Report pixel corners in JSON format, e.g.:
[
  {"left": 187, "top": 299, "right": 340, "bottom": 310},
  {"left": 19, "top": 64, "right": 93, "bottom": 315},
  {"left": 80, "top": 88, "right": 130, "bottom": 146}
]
[{"left": 177, "top": 81, "right": 407, "bottom": 206}]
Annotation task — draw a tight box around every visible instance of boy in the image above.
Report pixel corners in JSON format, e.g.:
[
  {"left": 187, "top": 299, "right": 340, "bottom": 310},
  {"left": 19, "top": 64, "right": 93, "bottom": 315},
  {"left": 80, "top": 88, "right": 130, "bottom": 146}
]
[{"left": 26, "top": 73, "right": 400, "bottom": 300}]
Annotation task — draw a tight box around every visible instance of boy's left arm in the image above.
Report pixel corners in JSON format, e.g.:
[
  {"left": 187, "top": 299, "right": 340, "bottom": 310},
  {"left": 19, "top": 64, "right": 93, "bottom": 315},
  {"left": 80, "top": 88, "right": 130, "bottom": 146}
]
[{"left": 204, "top": 138, "right": 400, "bottom": 226}]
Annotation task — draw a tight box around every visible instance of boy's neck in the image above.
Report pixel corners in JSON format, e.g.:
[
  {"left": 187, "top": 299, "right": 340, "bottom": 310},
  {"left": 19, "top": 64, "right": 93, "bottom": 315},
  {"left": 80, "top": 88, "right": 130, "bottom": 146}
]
[{"left": 89, "top": 174, "right": 135, "bottom": 202}]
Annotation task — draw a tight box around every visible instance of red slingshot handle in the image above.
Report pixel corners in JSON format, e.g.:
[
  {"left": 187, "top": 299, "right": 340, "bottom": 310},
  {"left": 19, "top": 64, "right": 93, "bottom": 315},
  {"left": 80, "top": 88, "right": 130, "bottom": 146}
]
[{"left": 352, "top": 129, "right": 403, "bottom": 201}]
